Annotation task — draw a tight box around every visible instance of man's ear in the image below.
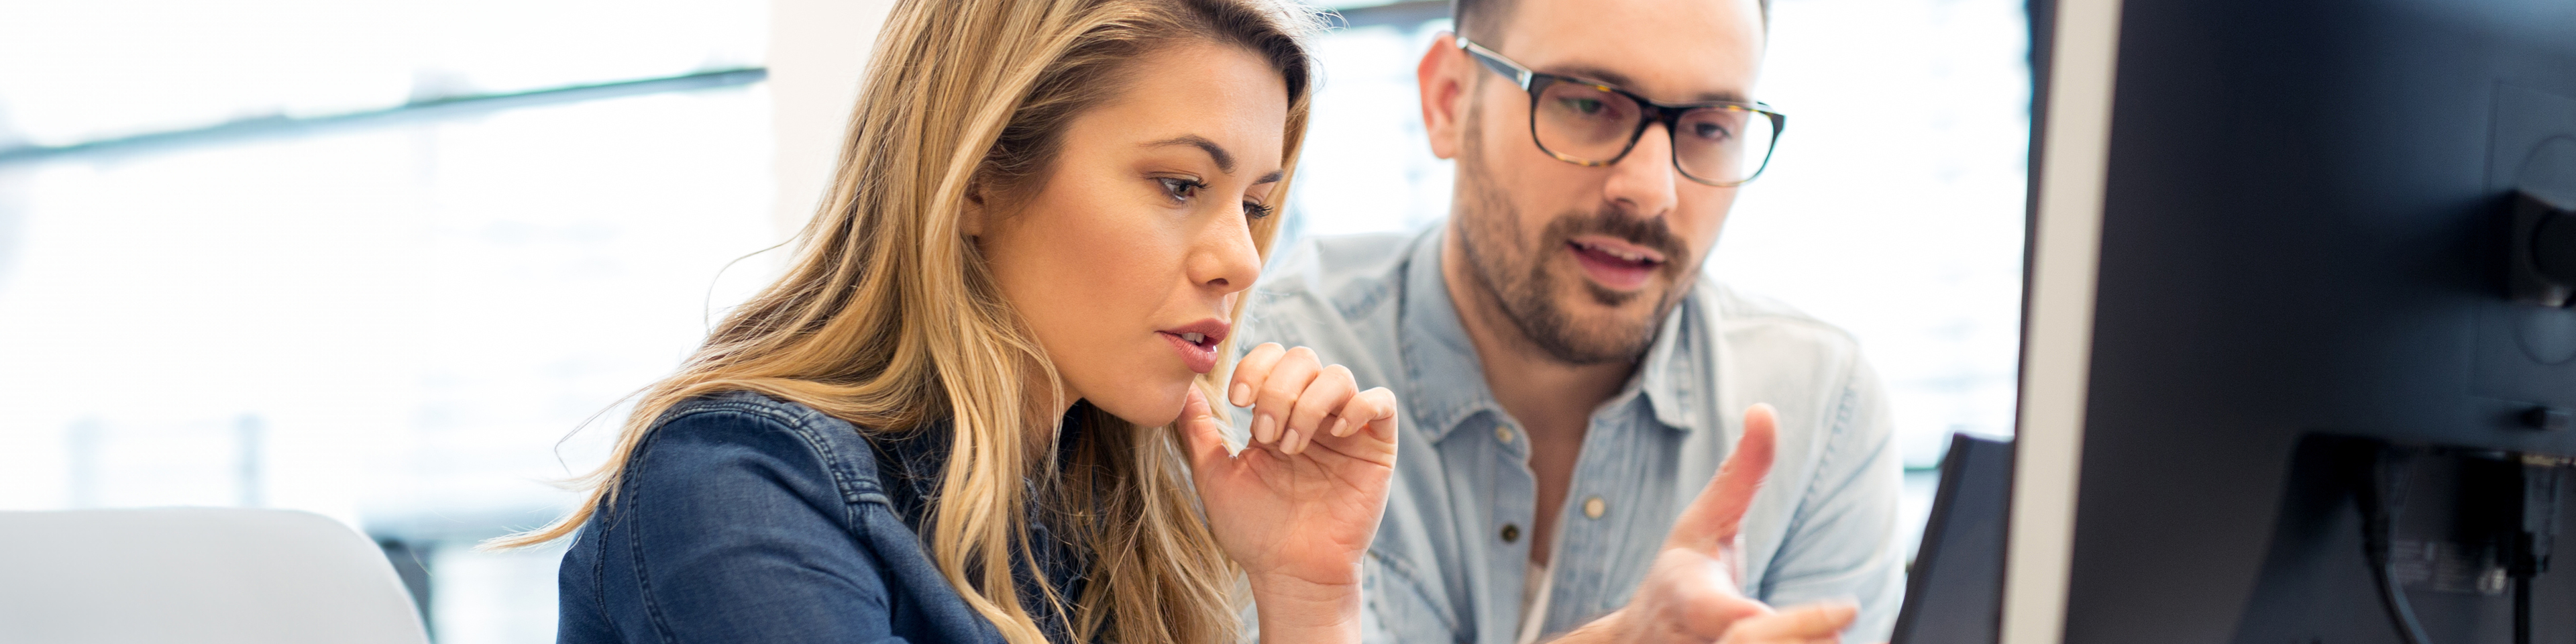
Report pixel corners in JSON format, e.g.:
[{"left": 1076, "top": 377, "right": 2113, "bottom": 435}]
[{"left": 1418, "top": 32, "right": 1472, "bottom": 161}]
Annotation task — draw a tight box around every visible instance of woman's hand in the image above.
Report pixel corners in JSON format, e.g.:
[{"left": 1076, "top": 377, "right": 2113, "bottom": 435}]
[{"left": 1177, "top": 342, "right": 1399, "bottom": 643}]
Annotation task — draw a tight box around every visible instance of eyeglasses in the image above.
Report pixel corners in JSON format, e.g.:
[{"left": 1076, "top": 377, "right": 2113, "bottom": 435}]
[{"left": 1458, "top": 36, "right": 1786, "bottom": 187}]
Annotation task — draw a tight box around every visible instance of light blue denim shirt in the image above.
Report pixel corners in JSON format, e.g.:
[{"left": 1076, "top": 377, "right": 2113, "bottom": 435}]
[{"left": 1231, "top": 227, "right": 1902, "bottom": 644}]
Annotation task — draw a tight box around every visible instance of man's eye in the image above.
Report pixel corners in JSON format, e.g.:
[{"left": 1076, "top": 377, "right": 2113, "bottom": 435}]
[
  {"left": 1561, "top": 98, "right": 1605, "bottom": 115},
  {"left": 1693, "top": 122, "right": 1734, "bottom": 142},
  {"left": 1159, "top": 177, "right": 1204, "bottom": 201}
]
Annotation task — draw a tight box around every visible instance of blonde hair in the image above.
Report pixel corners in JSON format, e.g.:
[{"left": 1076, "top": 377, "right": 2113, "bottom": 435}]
[{"left": 487, "top": 1, "right": 1316, "bottom": 643}]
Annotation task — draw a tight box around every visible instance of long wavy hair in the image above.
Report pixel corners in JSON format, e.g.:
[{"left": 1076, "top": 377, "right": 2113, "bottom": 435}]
[{"left": 488, "top": 1, "right": 1316, "bottom": 642}]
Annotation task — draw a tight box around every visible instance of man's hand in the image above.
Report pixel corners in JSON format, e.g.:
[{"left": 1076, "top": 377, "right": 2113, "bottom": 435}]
[{"left": 1550, "top": 404, "right": 1858, "bottom": 644}]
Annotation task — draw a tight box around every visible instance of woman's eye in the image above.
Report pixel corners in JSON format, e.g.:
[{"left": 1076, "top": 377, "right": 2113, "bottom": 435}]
[
  {"left": 1242, "top": 201, "right": 1275, "bottom": 220},
  {"left": 1158, "top": 177, "right": 1203, "bottom": 201}
]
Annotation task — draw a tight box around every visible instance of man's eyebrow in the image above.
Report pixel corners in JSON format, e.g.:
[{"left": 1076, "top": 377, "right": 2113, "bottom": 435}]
[
  {"left": 1549, "top": 64, "right": 1750, "bottom": 105},
  {"left": 1144, "top": 135, "right": 1235, "bottom": 174}
]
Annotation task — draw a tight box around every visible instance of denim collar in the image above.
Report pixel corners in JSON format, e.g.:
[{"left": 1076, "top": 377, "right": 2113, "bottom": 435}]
[{"left": 1393, "top": 227, "right": 1715, "bottom": 445}]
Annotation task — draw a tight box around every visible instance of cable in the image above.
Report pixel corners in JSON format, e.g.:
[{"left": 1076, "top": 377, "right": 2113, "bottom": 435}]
[
  {"left": 2514, "top": 577, "right": 2530, "bottom": 644},
  {"left": 2359, "top": 445, "right": 2438, "bottom": 644}
]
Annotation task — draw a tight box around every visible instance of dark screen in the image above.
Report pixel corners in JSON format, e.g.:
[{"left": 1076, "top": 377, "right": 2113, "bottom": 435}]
[{"left": 2057, "top": 0, "right": 2576, "bottom": 641}]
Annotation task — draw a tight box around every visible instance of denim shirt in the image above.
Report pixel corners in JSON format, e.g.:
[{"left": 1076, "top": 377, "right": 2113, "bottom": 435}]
[
  {"left": 555, "top": 390, "right": 1092, "bottom": 644},
  {"left": 1232, "top": 228, "right": 1902, "bottom": 644}
]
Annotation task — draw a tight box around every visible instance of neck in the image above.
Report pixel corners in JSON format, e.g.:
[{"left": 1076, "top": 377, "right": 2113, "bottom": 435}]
[{"left": 1439, "top": 228, "right": 1637, "bottom": 441}]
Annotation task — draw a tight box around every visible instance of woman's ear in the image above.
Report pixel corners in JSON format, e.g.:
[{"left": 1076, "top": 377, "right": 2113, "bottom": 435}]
[{"left": 961, "top": 182, "right": 989, "bottom": 237}]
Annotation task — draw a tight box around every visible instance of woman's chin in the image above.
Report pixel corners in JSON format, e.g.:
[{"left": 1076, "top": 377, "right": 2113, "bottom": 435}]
[{"left": 1088, "top": 380, "right": 1196, "bottom": 427}]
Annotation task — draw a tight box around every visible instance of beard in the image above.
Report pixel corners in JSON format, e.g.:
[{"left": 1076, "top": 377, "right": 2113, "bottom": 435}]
[{"left": 1452, "top": 105, "right": 1698, "bottom": 366}]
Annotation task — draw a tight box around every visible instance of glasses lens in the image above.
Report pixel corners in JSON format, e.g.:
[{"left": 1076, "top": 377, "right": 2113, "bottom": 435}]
[
  {"left": 1532, "top": 81, "right": 1643, "bottom": 164},
  {"left": 1673, "top": 107, "right": 1778, "bottom": 185}
]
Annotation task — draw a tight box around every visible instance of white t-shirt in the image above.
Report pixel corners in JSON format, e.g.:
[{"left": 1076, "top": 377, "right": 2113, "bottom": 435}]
[{"left": 1517, "top": 559, "right": 1556, "bottom": 644}]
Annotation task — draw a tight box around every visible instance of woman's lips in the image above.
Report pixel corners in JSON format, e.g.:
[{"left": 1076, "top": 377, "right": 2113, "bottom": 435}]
[
  {"left": 1162, "top": 331, "right": 1220, "bottom": 374},
  {"left": 1158, "top": 318, "right": 1230, "bottom": 374}
]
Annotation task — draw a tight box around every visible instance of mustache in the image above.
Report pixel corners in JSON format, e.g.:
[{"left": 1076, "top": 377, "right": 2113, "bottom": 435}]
[{"left": 1540, "top": 208, "right": 1690, "bottom": 268}]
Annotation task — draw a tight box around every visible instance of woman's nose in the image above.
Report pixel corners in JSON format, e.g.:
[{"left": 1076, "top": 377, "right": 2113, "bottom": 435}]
[{"left": 1191, "top": 214, "right": 1263, "bottom": 295}]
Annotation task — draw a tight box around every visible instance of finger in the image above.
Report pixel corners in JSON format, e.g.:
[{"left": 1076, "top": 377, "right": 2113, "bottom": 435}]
[
  {"left": 1286, "top": 364, "right": 1358, "bottom": 445},
  {"left": 1670, "top": 403, "right": 1780, "bottom": 553},
  {"left": 1228, "top": 342, "right": 1287, "bottom": 408},
  {"left": 1347, "top": 387, "right": 1401, "bottom": 441},
  {"left": 1252, "top": 346, "right": 1324, "bottom": 446},
  {"left": 1668, "top": 549, "right": 1767, "bottom": 637},
  {"left": 1721, "top": 603, "right": 1855, "bottom": 643},
  {"left": 1287, "top": 419, "right": 1323, "bottom": 455},
  {"left": 1176, "top": 386, "right": 1233, "bottom": 466}
]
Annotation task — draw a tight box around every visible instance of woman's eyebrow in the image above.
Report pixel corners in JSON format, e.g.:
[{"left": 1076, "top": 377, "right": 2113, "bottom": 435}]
[{"left": 1143, "top": 135, "right": 1235, "bottom": 173}]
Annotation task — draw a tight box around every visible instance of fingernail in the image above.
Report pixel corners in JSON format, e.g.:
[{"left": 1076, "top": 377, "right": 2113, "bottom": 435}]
[
  {"left": 1252, "top": 414, "right": 1275, "bottom": 443},
  {"left": 1230, "top": 382, "right": 1250, "bottom": 405},
  {"left": 1328, "top": 417, "right": 1350, "bottom": 437},
  {"left": 1282, "top": 428, "right": 1301, "bottom": 454}
]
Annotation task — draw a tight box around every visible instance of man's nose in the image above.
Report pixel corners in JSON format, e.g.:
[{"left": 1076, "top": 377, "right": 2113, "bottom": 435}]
[{"left": 1603, "top": 122, "right": 1680, "bottom": 217}]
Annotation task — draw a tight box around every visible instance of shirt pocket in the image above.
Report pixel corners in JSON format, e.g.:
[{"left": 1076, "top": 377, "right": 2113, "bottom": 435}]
[{"left": 1362, "top": 549, "right": 1464, "bottom": 644}]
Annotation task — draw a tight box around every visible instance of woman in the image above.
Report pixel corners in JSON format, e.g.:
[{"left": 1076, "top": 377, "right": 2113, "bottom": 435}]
[{"left": 493, "top": 1, "right": 1393, "bottom": 642}]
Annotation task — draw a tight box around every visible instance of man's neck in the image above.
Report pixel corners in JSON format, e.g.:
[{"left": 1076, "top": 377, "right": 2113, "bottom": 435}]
[{"left": 1438, "top": 230, "right": 1635, "bottom": 447}]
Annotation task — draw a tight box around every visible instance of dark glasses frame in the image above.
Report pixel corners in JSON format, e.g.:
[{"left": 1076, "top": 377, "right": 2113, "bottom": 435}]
[{"left": 1458, "top": 35, "right": 1788, "bottom": 187}]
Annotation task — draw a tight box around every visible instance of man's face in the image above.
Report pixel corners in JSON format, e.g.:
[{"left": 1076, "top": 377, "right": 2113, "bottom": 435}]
[{"left": 1440, "top": 0, "right": 1766, "bottom": 364}]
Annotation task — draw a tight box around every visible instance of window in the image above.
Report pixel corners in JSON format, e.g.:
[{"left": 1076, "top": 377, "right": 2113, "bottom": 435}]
[{"left": 0, "top": 3, "right": 774, "bottom": 642}]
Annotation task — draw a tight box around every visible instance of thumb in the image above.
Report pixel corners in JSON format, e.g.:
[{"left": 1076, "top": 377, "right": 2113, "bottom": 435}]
[
  {"left": 1669, "top": 403, "right": 1779, "bottom": 553},
  {"left": 1177, "top": 386, "right": 1235, "bottom": 465}
]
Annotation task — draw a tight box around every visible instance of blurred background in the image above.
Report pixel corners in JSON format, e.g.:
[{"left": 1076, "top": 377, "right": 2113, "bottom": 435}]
[{"left": 0, "top": 0, "right": 2025, "bottom": 641}]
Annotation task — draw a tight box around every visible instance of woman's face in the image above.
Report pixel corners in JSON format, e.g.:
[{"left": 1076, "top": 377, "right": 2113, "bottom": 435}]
[{"left": 973, "top": 40, "right": 1288, "bottom": 428}]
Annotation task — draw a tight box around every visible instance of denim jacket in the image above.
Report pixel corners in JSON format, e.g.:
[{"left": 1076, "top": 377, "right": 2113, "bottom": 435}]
[
  {"left": 1232, "top": 228, "right": 1903, "bottom": 644},
  {"left": 555, "top": 391, "right": 1091, "bottom": 644}
]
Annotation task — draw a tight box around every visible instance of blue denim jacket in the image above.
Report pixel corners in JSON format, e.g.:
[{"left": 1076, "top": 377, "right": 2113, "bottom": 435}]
[
  {"left": 1232, "top": 229, "right": 1903, "bottom": 644},
  {"left": 555, "top": 390, "right": 1090, "bottom": 644}
]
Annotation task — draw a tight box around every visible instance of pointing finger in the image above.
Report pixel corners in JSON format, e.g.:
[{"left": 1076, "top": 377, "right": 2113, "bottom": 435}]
[{"left": 1670, "top": 403, "right": 1779, "bottom": 554}]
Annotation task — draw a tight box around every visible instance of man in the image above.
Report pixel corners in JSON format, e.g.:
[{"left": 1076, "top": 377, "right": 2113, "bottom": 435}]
[{"left": 1229, "top": 0, "right": 1902, "bottom": 641}]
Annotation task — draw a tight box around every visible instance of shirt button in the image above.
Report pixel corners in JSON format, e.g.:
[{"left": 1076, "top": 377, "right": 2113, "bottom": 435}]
[
  {"left": 1583, "top": 496, "right": 1607, "bottom": 519},
  {"left": 1495, "top": 425, "right": 1516, "bottom": 444},
  {"left": 1501, "top": 523, "right": 1521, "bottom": 543}
]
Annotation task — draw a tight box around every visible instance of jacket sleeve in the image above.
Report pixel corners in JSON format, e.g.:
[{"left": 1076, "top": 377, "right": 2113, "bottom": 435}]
[
  {"left": 1756, "top": 357, "right": 1907, "bottom": 644},
  {"left": 608, "top": 410, "right": 912, "bottom": 644}
]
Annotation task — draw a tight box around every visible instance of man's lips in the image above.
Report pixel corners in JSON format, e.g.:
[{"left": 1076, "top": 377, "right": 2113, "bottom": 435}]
[
  {"left": 1566, "top": 237, "right": 1666, "bottom": 291},
  {"left": 1159, "top": 318, "right": 1230, "bottom": 374},
  {"left": 1568, "top": 235, "right": 1667, "bottom": 264}
]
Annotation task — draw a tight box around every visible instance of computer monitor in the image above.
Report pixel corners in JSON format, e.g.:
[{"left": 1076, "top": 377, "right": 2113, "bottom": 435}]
[{"left": 2005, "top": 1, "right": 2576, "bottom": 643}]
